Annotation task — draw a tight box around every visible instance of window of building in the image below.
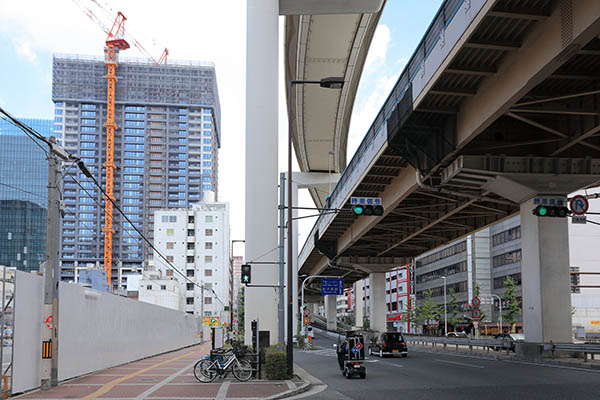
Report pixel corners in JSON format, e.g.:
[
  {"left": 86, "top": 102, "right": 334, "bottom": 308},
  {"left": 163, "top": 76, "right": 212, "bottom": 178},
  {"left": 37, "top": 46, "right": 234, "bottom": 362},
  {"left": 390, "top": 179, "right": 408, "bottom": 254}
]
[
  {"left": 187, "top": 242, "right": 195, "bottom": 250},
  {"left": 204, "top": 311, "right": 212, "bottom": 317},
  {"left": 188, "top": 215, "right": 195, "bottom": 223},
  {"left": 187, "top": 256, "right": 194, "bottom": 263},
  {"left": 204, "top": 283, "right": 212, "bottom": 289},
  {"left": 204, "top": 256, "right": 212, "bottom": 263},
  {"left": 205, "top": 242, "right": 213, "bottom": 250},
  {"left": 166, "top": 270, "right": 173, "bottom": 277},
  {"left": 205, "top": 269, "right": 212, "bottom": 277},
  {"left": 205, "top": 229, "right": 213, "bottom": 236},
  {"left": 146, "top": 285, "right": 152, "bottom": 290},
  {"left": 166, "top": 255, "right": 174, "bottom": 262},
  {"left": 187, "top": 283, "right": 194, "bottom": 290},
  {"left": 205, "top": 215, "right": 213, "bottom": 223},
  {"left": 161, "top": 215, "right": 177, "bottom": 223},
  {"left": 186, "top": 297, "right": 194, "bottom": 305},
  {"left": 188, "top": 229, "right": 194, "bottom": 236},
  {"left": 166, "top": 242, "right": 175, "bottom": 249},
  {"left": 493, "top": 273, "right": 522, "bottom": 289},
  {"left": 187, "top": 269, "right": 194, "bottom": 277},
  {"left": 160, "top": 285, "right": 166, "bottom": 290},
  {"left": 492, "top": 226, "right": 521, "bottom": 247},
  {"left": 204, "top": 297, "right": 212, "bottom": 305},
  {"left": 492, "top": 249, "right": 522, "bottom": 268},
  {"left": 416, "top": 241, "right": 467, "bottom": 268},
  {"left": 167, "top": 229, "right": 174, "bottom": 236}
]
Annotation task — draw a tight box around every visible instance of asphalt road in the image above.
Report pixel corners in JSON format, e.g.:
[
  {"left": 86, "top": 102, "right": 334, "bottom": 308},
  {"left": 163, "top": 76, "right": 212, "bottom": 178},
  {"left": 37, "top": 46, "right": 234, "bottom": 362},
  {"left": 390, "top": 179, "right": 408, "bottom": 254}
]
[{"left": 292, "top": 332, "right": 600, "bottom": 400}]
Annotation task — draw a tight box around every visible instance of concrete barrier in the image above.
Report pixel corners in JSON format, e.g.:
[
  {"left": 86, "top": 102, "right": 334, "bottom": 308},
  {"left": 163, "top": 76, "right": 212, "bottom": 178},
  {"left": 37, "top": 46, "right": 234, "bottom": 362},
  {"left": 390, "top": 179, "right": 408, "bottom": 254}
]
[{"left": 12, "top": 272, "right": 202, "bottom": 394}]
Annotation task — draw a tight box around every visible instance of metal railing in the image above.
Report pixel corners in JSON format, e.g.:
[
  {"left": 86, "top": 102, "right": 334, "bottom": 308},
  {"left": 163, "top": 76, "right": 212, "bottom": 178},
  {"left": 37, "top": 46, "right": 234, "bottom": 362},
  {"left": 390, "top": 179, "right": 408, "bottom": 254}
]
[
  {"left": 299, "top": 0, "right": 479, "bottom": 266},
  {"left": 406, "top": 336, "right": 600, "bottom": 361}
]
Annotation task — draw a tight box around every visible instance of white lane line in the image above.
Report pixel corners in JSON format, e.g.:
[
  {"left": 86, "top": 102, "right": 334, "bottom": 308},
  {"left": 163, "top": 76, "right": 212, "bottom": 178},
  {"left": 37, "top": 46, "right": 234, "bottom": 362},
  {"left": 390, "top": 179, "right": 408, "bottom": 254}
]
[{"left": 436, "top": 359, "right": 484, "bottom": 369}]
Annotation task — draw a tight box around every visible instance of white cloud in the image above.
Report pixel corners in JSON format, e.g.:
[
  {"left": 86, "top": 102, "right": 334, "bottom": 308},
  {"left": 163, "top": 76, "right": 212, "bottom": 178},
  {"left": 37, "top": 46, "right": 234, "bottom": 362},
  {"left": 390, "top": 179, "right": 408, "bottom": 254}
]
[
  {"left": 11, "top": 36, "right": 37, "bottom": 64},
  {"left": 363, "top": 24, "right": 391, "bottom": 73},
  {"left": 347, "top": 23, "right": 404, "bottom": 158}
]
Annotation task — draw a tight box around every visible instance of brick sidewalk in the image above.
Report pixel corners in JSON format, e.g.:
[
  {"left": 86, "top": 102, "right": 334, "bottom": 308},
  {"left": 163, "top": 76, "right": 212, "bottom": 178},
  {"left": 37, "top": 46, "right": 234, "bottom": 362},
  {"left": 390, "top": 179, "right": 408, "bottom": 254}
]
[{"left": 14, "top": 343, "right": 306, "bottom": 400}]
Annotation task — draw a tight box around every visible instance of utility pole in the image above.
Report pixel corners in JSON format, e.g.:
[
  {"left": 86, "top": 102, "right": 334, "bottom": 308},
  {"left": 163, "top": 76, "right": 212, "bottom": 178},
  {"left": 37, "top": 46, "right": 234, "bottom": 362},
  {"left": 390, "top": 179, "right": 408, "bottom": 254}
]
[
  {"left": 41, "top": 136, "right": 71, "bottom": 389},
  {"left": 278, "top": 173, "right": 285, "bottom": 344}
]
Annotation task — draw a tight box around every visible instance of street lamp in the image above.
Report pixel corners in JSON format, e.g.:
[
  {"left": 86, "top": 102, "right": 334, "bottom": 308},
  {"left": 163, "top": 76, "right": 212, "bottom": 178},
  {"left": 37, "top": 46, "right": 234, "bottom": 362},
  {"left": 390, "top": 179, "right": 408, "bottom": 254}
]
[
  {"left": 441, "top": 276, "right": 447, "bottom": 336},
  {"left": 287, "top": 76, "right": 344, "bottom": 377},
  {"left": 489, "top": 294, "right": 503, "bottom": 334}
]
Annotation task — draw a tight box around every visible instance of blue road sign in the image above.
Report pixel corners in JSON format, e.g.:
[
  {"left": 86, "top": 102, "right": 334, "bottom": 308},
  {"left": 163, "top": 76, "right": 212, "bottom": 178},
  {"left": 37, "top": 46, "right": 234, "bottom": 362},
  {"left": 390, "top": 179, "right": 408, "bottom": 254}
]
[
  {"left": 321, "top": 278, "right": 344, "bottom": 295},
  {"left": 352, "top": 346, "right": 359, "bottom": 354}
]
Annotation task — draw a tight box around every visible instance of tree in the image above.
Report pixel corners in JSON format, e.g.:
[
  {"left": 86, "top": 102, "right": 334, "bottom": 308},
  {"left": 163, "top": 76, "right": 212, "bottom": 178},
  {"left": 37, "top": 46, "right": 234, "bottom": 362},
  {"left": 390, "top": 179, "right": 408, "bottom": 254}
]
[
  {"left": 418, "top": 289, "right": 442, "bottom": 335},
  {"left": 237, "top": 286, "right": 245, "bottom": 337},
  {"left": 447, "top": 288, "right": 460, "bottom": 328},
  {"left": 502, "top": 276, "right": 521, "bottom": 333}
]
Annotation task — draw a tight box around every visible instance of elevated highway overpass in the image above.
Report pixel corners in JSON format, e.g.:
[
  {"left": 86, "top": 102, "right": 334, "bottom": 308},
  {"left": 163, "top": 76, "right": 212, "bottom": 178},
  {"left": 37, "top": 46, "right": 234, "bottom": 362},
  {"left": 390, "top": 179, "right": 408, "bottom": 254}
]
[{"left": 298, "top": 0, "right": 600, "bottom": 343}]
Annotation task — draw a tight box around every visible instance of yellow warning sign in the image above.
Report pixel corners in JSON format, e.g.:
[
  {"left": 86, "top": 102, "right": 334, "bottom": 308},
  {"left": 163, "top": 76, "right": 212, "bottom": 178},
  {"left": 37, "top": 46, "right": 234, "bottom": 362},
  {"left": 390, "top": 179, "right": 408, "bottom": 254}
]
[{"left": 203, "top": 317, "right": 220, "bottom": 327}]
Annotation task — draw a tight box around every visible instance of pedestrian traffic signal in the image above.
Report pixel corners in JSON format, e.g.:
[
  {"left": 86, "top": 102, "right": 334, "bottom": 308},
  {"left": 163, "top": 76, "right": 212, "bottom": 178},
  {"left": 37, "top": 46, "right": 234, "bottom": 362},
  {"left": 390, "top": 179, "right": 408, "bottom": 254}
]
[
  {"left": 532, "top": 205, "right": 569, "bottom": 218},
  {"left": 241, "top": 264, "right": 251, "bottom": 284},
  {"left": 351, "top": 204, "right": 384, "bottom": 216}
]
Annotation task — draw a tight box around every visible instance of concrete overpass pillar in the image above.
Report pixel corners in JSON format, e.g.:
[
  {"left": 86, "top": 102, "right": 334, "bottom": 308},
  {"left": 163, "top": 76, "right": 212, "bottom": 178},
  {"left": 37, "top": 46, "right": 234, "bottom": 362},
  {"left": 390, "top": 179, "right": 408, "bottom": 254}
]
[
  {"left": 325, "top": 295, "right": 337, "bottom": 331},
  {"left": 244, "top": 0, "right": 279, "bottom": 346},
  {"left": 520, "top": 198, "right": 572, "bottom": 343},
  {"left": 354, "top": 280, "right": 364, "bottom": 327},
  {"left": 369, "top": 273, "right": 387, "bottom": 333}
]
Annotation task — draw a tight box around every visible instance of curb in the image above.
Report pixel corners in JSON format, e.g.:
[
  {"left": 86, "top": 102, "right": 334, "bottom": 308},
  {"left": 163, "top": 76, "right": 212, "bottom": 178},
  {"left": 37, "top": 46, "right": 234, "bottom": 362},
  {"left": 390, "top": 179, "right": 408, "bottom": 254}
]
[
  {"left": 265, "top": 362, "right": 324, "bottom": 399},
  {"left": 266, "top": 380, "right": 311, "bottom": 400}
]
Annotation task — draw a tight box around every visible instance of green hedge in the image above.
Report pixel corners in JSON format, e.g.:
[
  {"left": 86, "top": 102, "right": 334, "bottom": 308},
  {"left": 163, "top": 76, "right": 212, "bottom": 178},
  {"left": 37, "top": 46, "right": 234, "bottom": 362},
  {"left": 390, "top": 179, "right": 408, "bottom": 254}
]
[{"left": 264, "top": 346, "right": 289, "bottom": 380}]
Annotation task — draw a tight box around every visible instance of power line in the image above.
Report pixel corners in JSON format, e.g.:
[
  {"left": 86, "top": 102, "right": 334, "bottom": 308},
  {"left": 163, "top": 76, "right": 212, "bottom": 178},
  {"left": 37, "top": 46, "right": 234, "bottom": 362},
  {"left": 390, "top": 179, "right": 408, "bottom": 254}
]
[
  {"left": 70, "top": 166, "right": 226, "bottom": 305},
  {"left": 1, "top": 107, "right": 226, "bottom": 306},
  {"left": 0, "top": 111, "right": 51, "bottom": 156},
  {"left": 0, "top": 182, "right": 46, "bottom": 199}
]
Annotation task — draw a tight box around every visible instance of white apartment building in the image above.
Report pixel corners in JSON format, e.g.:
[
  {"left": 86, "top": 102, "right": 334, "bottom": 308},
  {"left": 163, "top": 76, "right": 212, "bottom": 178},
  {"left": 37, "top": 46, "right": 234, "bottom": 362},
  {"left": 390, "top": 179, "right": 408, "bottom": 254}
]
[
  {"left": 138, "top": 270, "right": 183, "bottom": 312},
  {"left": 153, "top": 201, "right": 230, "bottom": 321}
]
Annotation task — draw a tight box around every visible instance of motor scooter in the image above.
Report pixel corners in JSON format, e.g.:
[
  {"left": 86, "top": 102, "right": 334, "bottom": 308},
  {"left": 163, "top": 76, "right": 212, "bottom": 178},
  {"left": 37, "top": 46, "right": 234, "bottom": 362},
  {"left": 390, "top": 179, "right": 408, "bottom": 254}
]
[{"left": 334, "top": 332, "right": 366, "bottom": 379}]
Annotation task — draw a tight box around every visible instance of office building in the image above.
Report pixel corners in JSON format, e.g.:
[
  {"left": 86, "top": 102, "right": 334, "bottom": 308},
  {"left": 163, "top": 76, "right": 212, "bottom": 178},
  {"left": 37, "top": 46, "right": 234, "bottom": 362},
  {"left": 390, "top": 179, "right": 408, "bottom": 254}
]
[
  {"left": 52, "top": 54, "right": 221, "bottom": 284},
  {"left": 0, "top": 118, "right": 53, "bottom": 272},
  {"left": 153, "top": 200, "right": 230, "bottom": 320}
]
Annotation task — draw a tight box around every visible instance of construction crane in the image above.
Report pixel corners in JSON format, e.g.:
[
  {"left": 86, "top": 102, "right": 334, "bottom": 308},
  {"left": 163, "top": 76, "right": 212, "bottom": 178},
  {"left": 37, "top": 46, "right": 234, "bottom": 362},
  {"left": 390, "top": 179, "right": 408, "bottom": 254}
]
[
  {"left": 73, "top": 1, "right": 168, "bottom": 287},
  {"left": 102, "top": 12, "right": 129, "bottom": 288}
]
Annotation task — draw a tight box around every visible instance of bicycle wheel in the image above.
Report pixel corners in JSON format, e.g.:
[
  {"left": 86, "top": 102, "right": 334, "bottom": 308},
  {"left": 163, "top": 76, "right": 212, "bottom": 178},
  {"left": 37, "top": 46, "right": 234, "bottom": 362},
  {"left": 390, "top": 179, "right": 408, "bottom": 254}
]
[
  {"left": 194, "top": 359, "right": 217, "bottom": 383},
  {"left": 232, "top": 359, "right": 253, "bottom": 382}
]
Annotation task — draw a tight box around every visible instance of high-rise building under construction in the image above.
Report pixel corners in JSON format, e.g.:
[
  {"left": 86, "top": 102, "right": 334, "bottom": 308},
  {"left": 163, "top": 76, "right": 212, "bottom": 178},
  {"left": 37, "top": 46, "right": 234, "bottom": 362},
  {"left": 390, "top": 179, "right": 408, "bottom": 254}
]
[{"left": 52, "top": 54, "right": 221, "bottom": 288}]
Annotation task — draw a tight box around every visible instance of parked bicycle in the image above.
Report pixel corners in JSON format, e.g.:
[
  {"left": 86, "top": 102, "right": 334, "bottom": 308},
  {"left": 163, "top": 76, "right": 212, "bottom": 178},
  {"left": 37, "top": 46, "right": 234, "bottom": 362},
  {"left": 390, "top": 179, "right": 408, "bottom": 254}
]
[{"left": 194, "top": 341, "right": 253, "bottom": 383}]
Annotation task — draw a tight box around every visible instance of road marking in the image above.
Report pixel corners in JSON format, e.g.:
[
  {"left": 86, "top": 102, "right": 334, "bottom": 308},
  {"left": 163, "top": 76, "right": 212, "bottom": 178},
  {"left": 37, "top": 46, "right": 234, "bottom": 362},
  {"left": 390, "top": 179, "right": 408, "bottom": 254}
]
[
  {"left": 436, "top": 359, "right": 484, "bottom": 368},
  {"left": 80, "top": 350, "right": 199, "bottom": 400},
  {"left": 215, "top": 380, "right": 231, "bottom": 400},
  {"left": 134, "top": 359, "right": 198, "bottom": 399}
]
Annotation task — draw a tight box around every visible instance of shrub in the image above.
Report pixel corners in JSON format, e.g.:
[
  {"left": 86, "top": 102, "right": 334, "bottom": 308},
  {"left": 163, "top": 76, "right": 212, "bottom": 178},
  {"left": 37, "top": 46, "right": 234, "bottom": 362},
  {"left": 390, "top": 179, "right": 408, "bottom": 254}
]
[{"left": 264, "top": 346, "right": 289, "bottom": 380}]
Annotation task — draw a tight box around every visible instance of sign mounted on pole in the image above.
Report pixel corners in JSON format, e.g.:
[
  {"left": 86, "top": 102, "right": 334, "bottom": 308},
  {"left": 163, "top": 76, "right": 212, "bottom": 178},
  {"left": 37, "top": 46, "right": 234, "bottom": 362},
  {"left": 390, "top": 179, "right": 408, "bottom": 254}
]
[
  {"left": 321, "top": 278, "right": 344, "bottom": 295},
  {"left": 472, "top": 309, "right": 481, "bottom": 320},
  {"left": 570, "top": 195, "right": 589, "bottom": 216},
  {"left": 471, "top": 297, "right": 481, "bottom": 307},
  {"left": 350, "top": 197, "right": 383, "bottom": 216}
]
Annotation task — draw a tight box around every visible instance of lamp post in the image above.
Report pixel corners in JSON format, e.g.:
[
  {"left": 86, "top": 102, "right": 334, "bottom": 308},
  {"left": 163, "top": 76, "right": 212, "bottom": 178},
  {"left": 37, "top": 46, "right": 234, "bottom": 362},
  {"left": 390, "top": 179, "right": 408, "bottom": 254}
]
[
  {"left": 441, "top": 276, "right": 447, "bottom": 336},
  {"left": 489, "top": 294, "right": 503, "bottom": 334},
  {"left": 287, "top": 76, "right": 344, "bottom": 377},
  {"left": 300, "top": 274, "right": 342, "bottom": 336},
  {"left": 231, "top": 240, "right": 245, "bottom": 336}
]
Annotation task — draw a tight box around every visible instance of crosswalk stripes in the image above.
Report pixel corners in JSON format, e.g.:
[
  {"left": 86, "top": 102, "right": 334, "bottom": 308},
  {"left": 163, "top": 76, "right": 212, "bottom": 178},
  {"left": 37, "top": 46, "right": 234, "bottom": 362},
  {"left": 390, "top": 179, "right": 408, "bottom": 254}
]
[{"left": 300, "top": 348, "right": 337, "bottom": 357}]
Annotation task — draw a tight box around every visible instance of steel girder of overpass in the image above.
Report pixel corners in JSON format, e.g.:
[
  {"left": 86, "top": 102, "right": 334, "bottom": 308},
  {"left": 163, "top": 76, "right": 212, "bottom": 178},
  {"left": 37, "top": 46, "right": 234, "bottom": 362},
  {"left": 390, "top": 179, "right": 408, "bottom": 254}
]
[
  {"left": 285, "top": 2, "right": 386, "bottom": 208},
  {"left": 299, "top": 0, "right": 600, "bottom": 286}
]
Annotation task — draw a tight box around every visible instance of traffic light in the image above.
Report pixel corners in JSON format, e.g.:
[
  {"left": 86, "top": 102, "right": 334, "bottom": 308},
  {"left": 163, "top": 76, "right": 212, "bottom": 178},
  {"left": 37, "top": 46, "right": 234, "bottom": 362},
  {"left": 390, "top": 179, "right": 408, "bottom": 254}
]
[
  {"left": 351, "top": 204, "right": 384, "bottom": 216},
  {"left": 241, "top": 264, "right": 251, "bottom": 284},
  {"left": 532, "top": 205, "right": 569, "bottom": 218}
]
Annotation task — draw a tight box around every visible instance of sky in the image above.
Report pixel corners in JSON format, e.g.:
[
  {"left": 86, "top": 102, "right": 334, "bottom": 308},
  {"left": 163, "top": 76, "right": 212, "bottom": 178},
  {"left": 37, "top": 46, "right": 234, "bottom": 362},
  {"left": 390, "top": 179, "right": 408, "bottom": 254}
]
[{"left": 0, "top": 0, "right": 443, "bottom": 257}]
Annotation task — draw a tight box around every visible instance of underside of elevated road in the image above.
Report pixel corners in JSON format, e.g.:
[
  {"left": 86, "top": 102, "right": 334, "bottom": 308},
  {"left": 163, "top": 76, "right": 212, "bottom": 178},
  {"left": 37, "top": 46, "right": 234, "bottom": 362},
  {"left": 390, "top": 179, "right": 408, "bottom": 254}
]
[
  {"left": 285, "top": 3, "right": 385, "bottom": 207},
  {"left": 300, "top": 0, "right": 600, "bottom": 286}
]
